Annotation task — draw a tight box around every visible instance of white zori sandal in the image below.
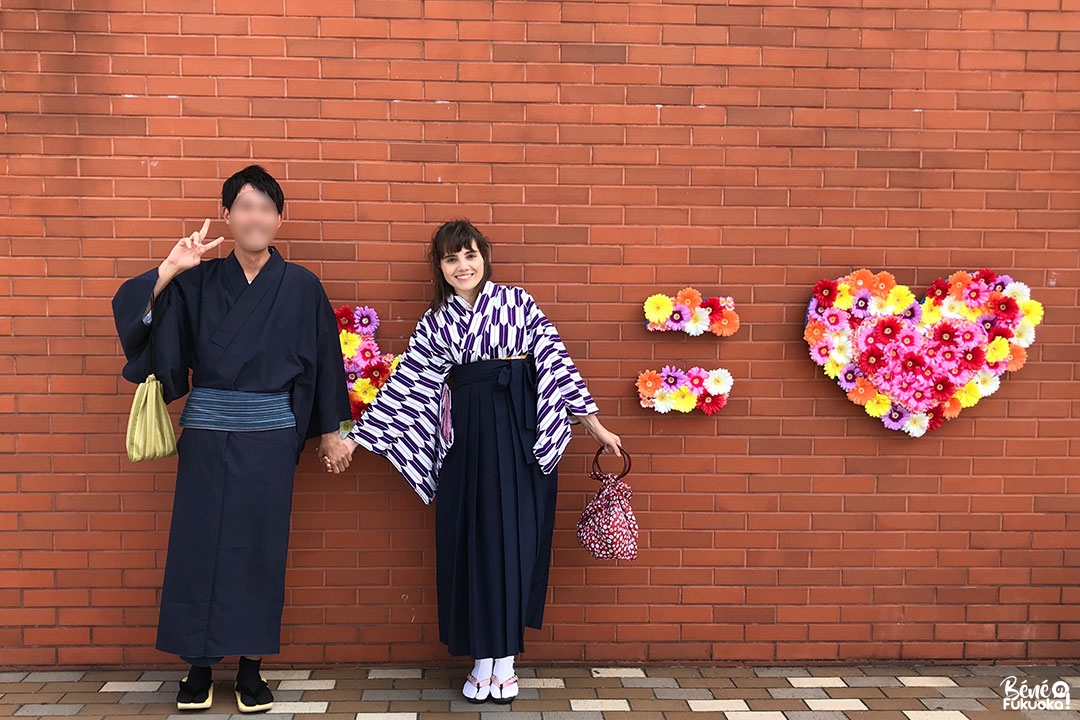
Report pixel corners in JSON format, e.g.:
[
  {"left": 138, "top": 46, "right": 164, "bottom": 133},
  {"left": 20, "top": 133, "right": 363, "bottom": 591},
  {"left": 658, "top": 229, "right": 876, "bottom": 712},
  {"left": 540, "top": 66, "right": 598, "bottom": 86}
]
[
  {"left": 463, "top": 673, "right": 491, "bottom": 704},
  {"left": 490, "top": 674, "right": 519, "bottom": 704}
]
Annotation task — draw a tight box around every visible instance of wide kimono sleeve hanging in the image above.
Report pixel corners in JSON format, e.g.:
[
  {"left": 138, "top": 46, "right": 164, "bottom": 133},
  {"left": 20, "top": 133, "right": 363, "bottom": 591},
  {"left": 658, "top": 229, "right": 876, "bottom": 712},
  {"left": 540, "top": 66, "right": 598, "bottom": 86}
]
[
  {"left": 112, "top": 266, "right": 199, "bottom": 404},
  {"left": 303, "top": 287, "right": 353, "bottom": 442},
  {"left": 347, "top": 310, "right": 453, "bottom": 504},
  {"left": 521, "top": 288, "right": 600, "bottom": 474}
]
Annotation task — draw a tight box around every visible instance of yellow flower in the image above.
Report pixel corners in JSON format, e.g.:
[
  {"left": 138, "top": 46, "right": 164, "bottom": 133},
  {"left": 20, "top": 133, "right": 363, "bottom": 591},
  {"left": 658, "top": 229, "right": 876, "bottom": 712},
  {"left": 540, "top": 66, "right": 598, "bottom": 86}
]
[
  {"left": 864, "top": 393, "right": 891, "bottom": 418},
  {"left": 671, "top": 386, "right": 698, "bottom": 413},
  {"left": 920, "top": 299, "right": 942, "bottom": 326},
  {"left": 985, "top": 336, "right": 1009, "bottom": 364},
  {"left": 886, "top": 285, "right": 916, "bottom": 313},
  {"left": 390, "top": 354, "right": 402, "bottom": 372},
  {"left": 644, "top": 294, "right": 674, "bottom": 324},
  {"left": 354, "top": 377, "right": 378, "bottom": 404},
  {"left": 823, "top": 359, "right": 844, "bottom": 379},
  {"left": 340, "top": 330, "right": 361, "bottom": 358},
  {"left": 957, "top": 381, "right": 981, "bottom": 408},
  {"left": 834, "top": 283, "right": 854, "bottom": 310},
  {"left": 1020, "top": 299, "right": 1044, "bottom": 326}
]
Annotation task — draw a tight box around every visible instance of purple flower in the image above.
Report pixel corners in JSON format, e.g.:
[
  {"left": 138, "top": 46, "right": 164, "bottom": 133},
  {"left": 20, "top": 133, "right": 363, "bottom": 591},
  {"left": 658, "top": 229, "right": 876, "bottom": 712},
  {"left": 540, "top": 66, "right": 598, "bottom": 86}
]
[
  {"left": 659, "top": 365, "right": 688, "bottom": 390},
  {"left": 838, "top": 364, "right": 861, "bottom": 392},
  {"left": 851, "top": 289, "right": 872, "bottom": 319},
  {"left": 344, "top": 359, "right": 365, "bottom": 376},
  {"left": 882, "top": 404, "right": 910, "bottom": 431},
  {"left": 353, "top": 306, "right": 380, "bottom": 334},
  {"left": 666, "top": 304, "right": 690, "bottom": 331},
  {"left": 900, "top": 301, "right": 922, "bottom": 323},
  {"left": 993, "top": 274, "right": 1013, "bottom": 291}
]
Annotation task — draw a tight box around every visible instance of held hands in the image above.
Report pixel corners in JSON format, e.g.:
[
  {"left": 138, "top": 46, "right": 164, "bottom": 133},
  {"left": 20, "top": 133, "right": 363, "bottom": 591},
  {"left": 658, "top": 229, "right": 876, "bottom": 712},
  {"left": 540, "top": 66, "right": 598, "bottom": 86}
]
[
  {"left": 317, "top": 432, "right": 352, "bottom": 474},
  {"left": 161, "top": 219, "right": 224, "bottom": 279}
]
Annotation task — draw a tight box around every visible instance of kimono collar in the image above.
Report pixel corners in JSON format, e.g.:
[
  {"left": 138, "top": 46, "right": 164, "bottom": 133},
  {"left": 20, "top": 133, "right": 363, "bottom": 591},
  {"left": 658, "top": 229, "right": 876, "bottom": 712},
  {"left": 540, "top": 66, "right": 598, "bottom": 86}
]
[
  {"left": 224, "top": 246, "right": 283, "bottom": 289},
  {"left": 449, "top": 279, "right": 495, "bottom": 312}
]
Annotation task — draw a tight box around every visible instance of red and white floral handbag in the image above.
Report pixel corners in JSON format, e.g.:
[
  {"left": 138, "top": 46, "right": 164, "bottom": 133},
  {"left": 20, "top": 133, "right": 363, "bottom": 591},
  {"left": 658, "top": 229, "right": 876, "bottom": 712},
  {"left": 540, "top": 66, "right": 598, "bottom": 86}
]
[{"left": 577, "top": 447, "right": 638, "bottom": 561}]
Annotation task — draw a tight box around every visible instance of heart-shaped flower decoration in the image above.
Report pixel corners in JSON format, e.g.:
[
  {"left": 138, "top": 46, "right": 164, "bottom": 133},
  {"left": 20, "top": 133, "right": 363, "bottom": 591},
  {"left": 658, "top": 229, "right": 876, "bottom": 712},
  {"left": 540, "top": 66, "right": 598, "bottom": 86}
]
[{"left": 805, "top": 269, "right": 1042, "bottom": 436}]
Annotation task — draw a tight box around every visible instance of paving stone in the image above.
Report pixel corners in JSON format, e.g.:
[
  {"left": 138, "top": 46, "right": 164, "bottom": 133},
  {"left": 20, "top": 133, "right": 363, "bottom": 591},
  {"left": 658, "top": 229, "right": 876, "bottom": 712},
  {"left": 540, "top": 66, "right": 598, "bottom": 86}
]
[
  {"left": 13, "top": 704, "right": 84, "bottom": 717},
  {"left": 276, "top": 680, "right": 336, "bottom": 691},
  {"left": 99, "top": 681, "right": 163, "bottom": 693},
  {"left": 23, "top": 673, "right": 85, "bottom": 683},
  {"left": 591, "top": 668, "right": 645, "bottom": 678}
]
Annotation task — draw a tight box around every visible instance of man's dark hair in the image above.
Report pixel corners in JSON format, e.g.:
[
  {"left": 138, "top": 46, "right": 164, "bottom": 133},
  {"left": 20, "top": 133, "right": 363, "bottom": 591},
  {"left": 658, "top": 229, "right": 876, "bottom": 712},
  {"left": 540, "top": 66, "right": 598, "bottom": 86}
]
[{"left": 221, "top": 165, "right": 284, "bottom": 214}]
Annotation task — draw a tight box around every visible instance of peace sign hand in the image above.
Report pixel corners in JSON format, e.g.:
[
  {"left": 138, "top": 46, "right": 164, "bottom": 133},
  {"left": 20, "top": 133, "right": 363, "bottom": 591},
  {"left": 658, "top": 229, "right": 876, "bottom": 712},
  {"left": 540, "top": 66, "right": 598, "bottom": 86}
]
[{"left": 163, "top": 219, "right": 224, "bottom": 277}]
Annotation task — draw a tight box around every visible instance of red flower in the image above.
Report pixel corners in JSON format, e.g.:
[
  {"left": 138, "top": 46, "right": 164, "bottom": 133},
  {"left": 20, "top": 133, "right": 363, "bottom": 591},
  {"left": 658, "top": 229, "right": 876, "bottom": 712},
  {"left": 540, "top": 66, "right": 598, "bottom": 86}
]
[
  {"left": 972, "top": 268, "right": 998, "bottom": 285},
  {"left": 697, "top": 392, "right": 728, "bottom": 416},
  {"left": 989, "top": 292, "right": 1019, "bottom": 321},
  {"left": 812, "top": 279, "right": 839, "bottom": 308},
  {"left": 700, "top": 297, "right": 724, "bottom": 317},
  {"left": 930, "top": 376, "right": 955, "bottom": 403},
  {"left": 350, "top": 398, "right": 368, "bottom": 421},
  {"left": 858, "top": 346, "right": 885, "bottom": 376},
  {"left": 872, "top": 316, "right": 902, "bottom": 344},
  {"left": 959, "top": 345, "right": 986, "bottom": 372},
  {"left": 335, "top": 305, "right": 357, "bottom": 332},
  {"left": 926, "top": 405, "right": 945, "bottom": 431},
  {"left": 901, "top": 353, "right": 925, "bottom": 374},
  {"left": 988, "top": 326, "right": 1013, "bottom": 343},
  {"left": 927, "top": 278, "right": 950, "bottom": 305},
  {"left": 361, "top": 359, "right": 392, "bottom": 388},
  {"left": 933, "top": 321, "right": 959, "bottom": 346}
]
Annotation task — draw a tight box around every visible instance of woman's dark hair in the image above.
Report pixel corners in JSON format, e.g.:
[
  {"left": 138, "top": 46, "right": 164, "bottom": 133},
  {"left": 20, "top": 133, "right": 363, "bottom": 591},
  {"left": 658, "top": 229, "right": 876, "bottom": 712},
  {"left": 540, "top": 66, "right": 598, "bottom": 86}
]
[
  {"left": 428, "top": 220, "right": 492, "bottom": 312},
  {"left": 221, "top": 164, "right": 285, "bottom": 214}
]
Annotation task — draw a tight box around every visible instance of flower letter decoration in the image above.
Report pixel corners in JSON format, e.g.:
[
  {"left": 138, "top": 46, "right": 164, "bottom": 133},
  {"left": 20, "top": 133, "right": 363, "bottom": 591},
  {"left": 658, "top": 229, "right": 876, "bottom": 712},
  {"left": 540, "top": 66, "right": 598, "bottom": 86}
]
[
  {"left": 805, "top": 269, "right": 1042, "bottom": 437},
  {"left": 637, "top": 366, "right": 733, "bottom": 415},
  {"left": 336, "top": 305, "right": 400, "bottom": 423},
  {"left": 643, "top": 287, "right": 740, "bottom": 337}
]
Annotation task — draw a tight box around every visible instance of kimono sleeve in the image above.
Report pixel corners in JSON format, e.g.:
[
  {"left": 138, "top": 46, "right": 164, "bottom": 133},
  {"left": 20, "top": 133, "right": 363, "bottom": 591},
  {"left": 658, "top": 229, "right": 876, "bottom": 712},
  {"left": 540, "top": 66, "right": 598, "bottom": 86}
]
[
  {"left": 305, "top": 289, "right": 352, "bottom": 440},
  {"left": 523, "top": 289, "right": 600, "bottom": 420},
  {"left": 111, "top": 266, "right": 196, "bottom": 404},
  {"left": 346, "top": 311, "right": 452, "bottom": 502}
]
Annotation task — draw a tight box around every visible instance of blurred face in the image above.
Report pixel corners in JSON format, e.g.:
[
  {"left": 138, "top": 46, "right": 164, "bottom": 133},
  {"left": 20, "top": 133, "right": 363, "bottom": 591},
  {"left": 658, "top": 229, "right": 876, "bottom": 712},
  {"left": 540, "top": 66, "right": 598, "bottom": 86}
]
[
  {"left": 223, "top": 184, "right": 282, "bottom": 253},
  {"left": 440, "top": 240, "right": 485, "bottom": 298}
]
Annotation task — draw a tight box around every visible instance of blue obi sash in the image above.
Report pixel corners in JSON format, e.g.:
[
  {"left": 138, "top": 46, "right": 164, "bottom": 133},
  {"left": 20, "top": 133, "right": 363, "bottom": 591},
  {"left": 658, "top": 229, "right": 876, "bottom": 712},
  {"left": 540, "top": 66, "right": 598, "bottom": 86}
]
[{"left": 179, "top": 387, "right": 295, "bottom": 432}]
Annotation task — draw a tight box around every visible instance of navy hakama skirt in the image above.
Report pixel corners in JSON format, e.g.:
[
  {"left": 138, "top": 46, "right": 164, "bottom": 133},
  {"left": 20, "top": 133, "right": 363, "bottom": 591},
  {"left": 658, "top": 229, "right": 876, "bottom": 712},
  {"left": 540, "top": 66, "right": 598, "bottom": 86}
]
[
  {"left": 156, "top": 426, "right": 299, "bottom": 659},
  {"left": 435, "top": 357, "right": 558, "bottom": 659}
]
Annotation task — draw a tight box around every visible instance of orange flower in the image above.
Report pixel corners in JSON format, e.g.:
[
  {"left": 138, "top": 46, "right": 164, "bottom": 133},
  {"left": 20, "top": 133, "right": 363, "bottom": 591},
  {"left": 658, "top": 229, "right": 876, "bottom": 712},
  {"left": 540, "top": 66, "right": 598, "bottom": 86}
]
[
  {"left": 947, "top": 270, "right": 972, "bottom": 300},
  {"left": 846, "top": 377, "right": 875, "bottom": 406},
  {"left": 869, "top": 271, "right": 896, "bottom": 299},
  {"left": 803, "top": 321, "right": 827, "bottom": 345},
  {"left": 710, "top": 307, "right": 740, "bottom": 337},
  {"left": 676, "top": 287, "right": 703, "bottom": 311},
  {"left": 941, "top": 395, "right": 963, "bottom": 419},
  {"left": 636, "top": 370, "right": 663, "bottom": 399},
  {"left": 847, "top": 269, "right": 876, "bottom": 292},
  {"left": 1006, "top": 343, "right": 1027, "bottom": 372}
]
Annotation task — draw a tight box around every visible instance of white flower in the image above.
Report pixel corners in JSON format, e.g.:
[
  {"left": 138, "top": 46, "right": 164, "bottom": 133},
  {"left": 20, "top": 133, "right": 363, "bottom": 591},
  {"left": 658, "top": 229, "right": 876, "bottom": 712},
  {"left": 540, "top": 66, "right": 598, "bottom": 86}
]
[
  {"left": 869, "top": 296, "right": 890, "bottom": 316},
  {"left": 829, "top": 335, "right": 854, "bottom": 365},
  {"left": 904, "top": 412, "right": 930, "bottom": 438},
  {"left": 1004, "top": 281, "right": 1031, "bottom": 303},
  {"left": 975, "top": 369, "right": 1000, "bottom": 397},
  {"left": 652, "top": 388, "right": 674, "bottom": 414},
  {"left": 1013, "top": 321, "right": 1035, "bottom": 349},
  {"left": 704, "top": 368, "right": 733, "bottom": 396},
  {"left": 941, "top": 297, "right": 967, "bottom": 319},
  {"left": 684, "top": 307, "right": 711, "bottom": 336}
]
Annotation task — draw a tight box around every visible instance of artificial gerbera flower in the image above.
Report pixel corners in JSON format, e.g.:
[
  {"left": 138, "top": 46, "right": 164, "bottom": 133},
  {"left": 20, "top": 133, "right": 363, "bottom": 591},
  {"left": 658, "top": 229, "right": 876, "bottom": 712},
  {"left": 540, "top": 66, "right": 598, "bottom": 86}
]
[
  {"left": 660, "top": 365, "right": 688, "bottom": 391},
  {"left": 812, "top": 278, "right": 839, "bottom": 308},
  {"left": 700, "top": 296, "right": 724, "bottom": 317},
  {"left": 1012, "top": 321, "right": 1035, "bottom": 348},
  {"left": 357, "top": 339, "right": 379, "bottom": 363},
  {"left": 644, "top": 294, "right": 674, "bottom": 324},
  {"left": 353, "top": 306, "right": 380, "bottom": 335},
  {"left": 847, "top": 269, "right": 876, "bottom": 293},
  {"left": 930, "top": 376, "right": 955, "bottom": 403},
  {"left": 972, "top": 268, "right": 997, "bottom": 285},
  {"left": 932, "top": 321, "right": 959, "bottom": 346},
  {"left": 353, "top": 377, "right": 378, "bottom": 404},
  {"left": 361, "top": 358, "right": 392, "bottom": 387},
  {"left": 872, "top": 316, "right": 902, "bottom": 344},
  {"left": 1003, "top": 281, "right": 1031, "bottom": 303},
  {"left": 684, "top": 306, "right": 711, "bottom": 336},
  {"left": 652, "top": 388, "right": 675, "bottom": 414},
  {"left": 900, "top": 302, "right": 922, "bottom": 324},
  {"left": 870, "top": 271, "right": 896, "bottom": 299},
  {"left": 988, "top": 292, "right": 1019, "bottom": 323},
  {"left": 833, "top": 283, "right": 854, "bottom": 310},
  {"left": 803, "top": 321, "right": 827, "bottom": 345},
  {"left": 926, "top": 278, "right": 950, "bottom": 305},
  {"left": 339, "top": 330, "right": 361, "bottom": 358},
  {"left": 704, "top": 368, "right": 734, "bottom": 396},
  {"left": 926, "top": 405, "right": 945, "bottom": 430},
  {"left": 956, "top": 380, "right": 981, "bottom": 408},
  {"left": 886, "top": 285, "right": 916, "bottom": 313},
  {"left": 857, "top": 346, "right": 885, "bottom": 376},
  {"left": 864, "top": 393, "right": 891, "bottom": 418},
  {"left": 962, "top": 281, "right": 990, "bottom": 309},
  {"left": 1005, "top": 344, "right": 1027, "bottom": 372},
  {"left": 389, "top": 354, "right": 402, "bottom": 372},
  {"left": 697, "top": 392, "right": 728, "bottom": 416},
  {"left": 676, "top": 287, "right": 703, "bottom": 311},
  {"left": 636, "top": 370, "right": 663, "bottom": 399},
  {"left": 974, "top": 369, "right": 1000, "bottom": 397},
  {"left": 666, "top": 303, "right": 691, "bottom": 331},
  {"left": 850, "top": 289, "right": 873, "bottom": 319},
  {"left": 959, "top": 345, "right": 986, "bottom": 373},
  {"left": 1019, "top": 298, "right": 1044, "bottom": 326},
  {"left": 710, "top": 307, "right": 740, "bottom": 337},
  {"left": 671, "top": 386, "right": 699, "bottom": 413},
  {"left": 941, "top": 395, "right": 963, "bottom": 419},
  {"left": 684, "top": 367, "right": 710, "bottom": 395},
  {"left": 335, "top": 305, "right": 357, "bottom": 332},
  {"left": 838, "top": 364, "right": 861, "bottom": 392},
  {"left": 903, "top": 412, "right": 930, "bottom": 438},
  {"left": 882, "top": 404, "right": 910, "bottom": 431},
  {"left": 846, "top": 376, "right": 875, "bottom": 406},
  {"left": 985, "top": 335, "right": 1010, "bottom": 364}
]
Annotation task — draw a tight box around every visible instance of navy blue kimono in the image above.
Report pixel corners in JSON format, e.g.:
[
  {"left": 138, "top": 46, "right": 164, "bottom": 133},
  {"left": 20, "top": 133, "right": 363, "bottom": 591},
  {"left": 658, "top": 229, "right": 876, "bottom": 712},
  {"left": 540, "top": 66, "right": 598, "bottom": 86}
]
[{"left": 112, "top": 248, "right": 350, "bottom": 660}]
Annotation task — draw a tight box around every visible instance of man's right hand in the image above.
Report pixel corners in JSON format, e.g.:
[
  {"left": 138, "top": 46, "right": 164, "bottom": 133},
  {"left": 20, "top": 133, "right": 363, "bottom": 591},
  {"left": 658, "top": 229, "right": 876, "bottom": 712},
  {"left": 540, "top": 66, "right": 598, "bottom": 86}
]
[{"left": 161, "top": 218, "right": 224, "bottom": 280}]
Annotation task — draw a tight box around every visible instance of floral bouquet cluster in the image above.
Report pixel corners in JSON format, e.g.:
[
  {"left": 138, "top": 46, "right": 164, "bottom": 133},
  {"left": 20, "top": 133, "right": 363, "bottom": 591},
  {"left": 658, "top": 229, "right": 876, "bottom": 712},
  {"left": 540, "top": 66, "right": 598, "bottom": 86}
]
[
  {"left": 805, "top": 268, "right": 1042, "bottom": 437},
  {"left": 636, "top": 366, "right": 733, "bottom": 416},
  {"left": 336, "top": 305, "right": 400, "bottom": 422},
  {"left": 643, "top": 287, "right": 739, "bottom": 337}
]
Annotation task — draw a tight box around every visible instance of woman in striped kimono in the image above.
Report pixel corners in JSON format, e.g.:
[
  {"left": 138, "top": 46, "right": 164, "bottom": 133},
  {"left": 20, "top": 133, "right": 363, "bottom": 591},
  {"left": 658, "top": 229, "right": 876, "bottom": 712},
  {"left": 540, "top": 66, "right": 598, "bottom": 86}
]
[{"left": 343, "top": 220, "right": 621, "bottom": 704}]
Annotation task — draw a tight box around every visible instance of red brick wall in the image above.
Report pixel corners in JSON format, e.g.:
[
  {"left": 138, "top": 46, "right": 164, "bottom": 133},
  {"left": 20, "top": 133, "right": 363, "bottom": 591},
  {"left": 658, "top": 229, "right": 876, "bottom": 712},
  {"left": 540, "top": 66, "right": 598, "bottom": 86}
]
[{"left": 2, "top": 1, "right": 1079, "bottom": 668}]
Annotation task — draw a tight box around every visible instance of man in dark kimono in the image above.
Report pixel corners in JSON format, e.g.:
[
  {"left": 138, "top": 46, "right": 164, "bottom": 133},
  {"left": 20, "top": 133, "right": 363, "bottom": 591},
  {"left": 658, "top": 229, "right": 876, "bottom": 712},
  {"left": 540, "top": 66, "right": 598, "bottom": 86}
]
[{"left": 112, "top": 165, "right": 353, "bottom": 713}]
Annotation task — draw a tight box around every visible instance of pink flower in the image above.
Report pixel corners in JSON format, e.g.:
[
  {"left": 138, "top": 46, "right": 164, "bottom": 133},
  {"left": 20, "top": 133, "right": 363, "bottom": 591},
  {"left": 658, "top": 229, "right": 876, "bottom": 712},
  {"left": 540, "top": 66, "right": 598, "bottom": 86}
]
[{"left": 684, "top": 367, "right": 710, "bottom": 395}]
